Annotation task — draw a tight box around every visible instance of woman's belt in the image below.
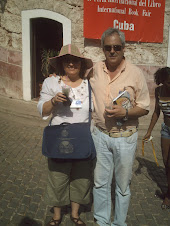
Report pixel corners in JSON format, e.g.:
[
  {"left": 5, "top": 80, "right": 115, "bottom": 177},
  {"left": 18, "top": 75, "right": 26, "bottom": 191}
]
[{"left": 97, "top": 126, "right": 137, "bottom": 138}]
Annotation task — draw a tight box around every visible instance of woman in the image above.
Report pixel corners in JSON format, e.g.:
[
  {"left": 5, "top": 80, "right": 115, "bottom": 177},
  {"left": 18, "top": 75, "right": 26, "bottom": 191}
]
[
  {"left": 143, "top": 67, "right": 170, "bottom": 209},
  {"left": 37, "top": 44, "right": 93, "bottom": 225}
]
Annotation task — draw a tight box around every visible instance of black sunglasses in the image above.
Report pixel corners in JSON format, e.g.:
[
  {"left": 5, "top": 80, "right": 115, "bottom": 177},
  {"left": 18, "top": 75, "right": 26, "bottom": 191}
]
[
  {"left": 104, "top": 45, "right": 122, "bottom": 52},
  {"left": 63, "top": 56, "right": 81, "bottom": 63}
]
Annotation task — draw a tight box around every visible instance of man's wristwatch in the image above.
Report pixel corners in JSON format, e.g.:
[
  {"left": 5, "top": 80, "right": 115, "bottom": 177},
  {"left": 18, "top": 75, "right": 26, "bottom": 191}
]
[{"left": 122, "top": 108, "right": 128, "bottom": 121}]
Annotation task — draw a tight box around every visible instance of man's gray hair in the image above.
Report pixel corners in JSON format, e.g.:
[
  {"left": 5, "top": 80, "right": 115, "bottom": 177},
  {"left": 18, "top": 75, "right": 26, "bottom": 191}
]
[{"left": 101, "top": 28, "right": 125, "bottom": 49}]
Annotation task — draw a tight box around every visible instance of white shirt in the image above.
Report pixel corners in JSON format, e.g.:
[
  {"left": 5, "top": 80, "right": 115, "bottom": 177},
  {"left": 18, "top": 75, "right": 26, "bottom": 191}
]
[{"left": 37, "top": 76, "right": 90, "bottom": 125}]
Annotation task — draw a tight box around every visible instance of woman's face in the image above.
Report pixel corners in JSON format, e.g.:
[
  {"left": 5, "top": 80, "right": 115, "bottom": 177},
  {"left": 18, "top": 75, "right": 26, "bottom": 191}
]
[{"left": 62, "top": 55, "right": 81, "bottom": 78}]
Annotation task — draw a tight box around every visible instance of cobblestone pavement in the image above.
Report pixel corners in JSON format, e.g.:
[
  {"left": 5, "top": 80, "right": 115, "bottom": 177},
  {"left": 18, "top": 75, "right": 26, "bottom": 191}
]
[{"left": 0, "top": 95, "right": 170, "bottom": 226}]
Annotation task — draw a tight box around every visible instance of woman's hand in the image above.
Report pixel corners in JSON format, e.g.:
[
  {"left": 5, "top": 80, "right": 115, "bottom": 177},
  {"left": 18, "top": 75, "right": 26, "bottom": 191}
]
[
  {"left": 42, "top": 92, "right": 68, "bottom": 116},
  {"left": 52, "top": 92, "right": 67, "bottom": 105},
  {"left": 143, "top": 132, "right": 151, "bottom": 141}
]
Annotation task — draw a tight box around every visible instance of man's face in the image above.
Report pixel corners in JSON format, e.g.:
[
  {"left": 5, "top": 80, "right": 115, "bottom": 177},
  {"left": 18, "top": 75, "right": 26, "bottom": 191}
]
[{"left": 103, "top": 33, "right": 125, "bottom": 70}]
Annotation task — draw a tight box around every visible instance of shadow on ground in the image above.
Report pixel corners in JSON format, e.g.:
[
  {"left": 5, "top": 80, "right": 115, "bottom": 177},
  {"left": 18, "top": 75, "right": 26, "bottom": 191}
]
[
  {"left": 135, "top": 156, "right": 167, "bottom": 199},
  {"left": 18, "top": 216, "right": 42, "bottom": 226}
]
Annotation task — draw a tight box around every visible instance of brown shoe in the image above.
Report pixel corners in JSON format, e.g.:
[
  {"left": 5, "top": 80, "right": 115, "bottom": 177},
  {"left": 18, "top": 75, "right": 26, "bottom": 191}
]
[
  {"left": 46, "top": 218, "right": 62, "bottom": 226},
  {"left": 70, "top": 215, "right": 86, "bottom": 225}
]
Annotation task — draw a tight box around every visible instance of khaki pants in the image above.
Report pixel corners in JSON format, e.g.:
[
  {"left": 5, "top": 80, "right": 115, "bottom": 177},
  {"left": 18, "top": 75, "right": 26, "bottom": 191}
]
[{"left": 45, "top": 158, "right": 93, "bottom": 207}]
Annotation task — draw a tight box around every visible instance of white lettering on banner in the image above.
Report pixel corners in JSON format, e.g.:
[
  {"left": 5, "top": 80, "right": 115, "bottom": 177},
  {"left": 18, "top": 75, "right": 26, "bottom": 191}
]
[
  {"left": 93, "top": 0, "right": 107, "bottom": 2},
  {"left": 142, "top": 9, "right": 151, "bottom": 16},
  {"left": 113, "top": 20, "right": 134, "bottom": 31},
  {"left": 108, "top": 0, "right": 118, "bottom": 3},
  {"left": 119, "top": 0, "right": 137, "bottom": 6},
  {"left": 97, "top": 5, "right": 126, "bottom": 14},
  {"left": 128, "top": 8, "right": 139, "bottom": 16},
  {"left": 148, "top": 0, "right": 161, "bottom": 8},
  {"left": 139, "top": 0, "right": 146, "bottom": 7}
]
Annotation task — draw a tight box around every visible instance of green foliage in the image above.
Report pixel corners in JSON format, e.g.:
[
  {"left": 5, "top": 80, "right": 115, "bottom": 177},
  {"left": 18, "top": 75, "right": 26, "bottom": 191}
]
[{"left": 41, "top": 49, "right": 58, "bottom": 77}]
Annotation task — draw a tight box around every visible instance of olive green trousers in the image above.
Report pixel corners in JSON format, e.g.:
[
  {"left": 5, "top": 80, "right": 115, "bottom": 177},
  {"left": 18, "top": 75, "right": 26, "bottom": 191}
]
[{"left": 45, "top": 158, "right": 93, "bottom": 207}]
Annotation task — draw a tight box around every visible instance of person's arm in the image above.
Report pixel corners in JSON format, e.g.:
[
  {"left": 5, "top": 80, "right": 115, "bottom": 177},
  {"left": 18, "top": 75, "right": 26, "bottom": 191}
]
[
  {"left": 106, "top": 67, "right": 150, "bottom": 120},
  {"left": 143, "top": 98, "right": 160, "bottom": 140},
  {"left": 37, "top": 77, "right": 67, "bottom": 118},
  {"left": 105, "top": 105, "right": 148, "bottom": 119},
  {"left": 42, "top": 92, "right": 67, "bottom": 117}
]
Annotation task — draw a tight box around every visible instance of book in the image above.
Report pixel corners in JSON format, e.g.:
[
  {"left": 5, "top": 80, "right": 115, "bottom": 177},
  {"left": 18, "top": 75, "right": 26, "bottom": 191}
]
[
  {"left": 112, "top": 90, "right": 131, "bottom": 126},
  {"left": 113, "top": 90, "right": 131, "bottom": 109}
]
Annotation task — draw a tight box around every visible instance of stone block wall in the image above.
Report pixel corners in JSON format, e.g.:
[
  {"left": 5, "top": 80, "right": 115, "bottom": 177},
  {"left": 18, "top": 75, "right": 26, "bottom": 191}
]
[
  {"left": 137, "top": 65, "right": 159, "bottom": 98},
  {"left": 0, "top": 0, "right": 170, "bottom": 99},
  {"left": 0, "top": 46, "right": 22, "bottom": 98}
]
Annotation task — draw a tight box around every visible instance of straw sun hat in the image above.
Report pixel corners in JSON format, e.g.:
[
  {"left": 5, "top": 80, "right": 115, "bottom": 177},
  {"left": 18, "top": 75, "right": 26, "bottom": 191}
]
[{"left": 49, "top": 44, "right": 93, "bottom": 70}]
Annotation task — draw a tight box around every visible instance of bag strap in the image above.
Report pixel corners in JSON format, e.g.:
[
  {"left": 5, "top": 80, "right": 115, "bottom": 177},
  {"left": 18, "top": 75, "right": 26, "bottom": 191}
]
[
  {"left": 142, "top": 139, "right": 159, "bottom": 166},
  {"left": 88, "top": 80, "right": 92, "bottom": 123}
]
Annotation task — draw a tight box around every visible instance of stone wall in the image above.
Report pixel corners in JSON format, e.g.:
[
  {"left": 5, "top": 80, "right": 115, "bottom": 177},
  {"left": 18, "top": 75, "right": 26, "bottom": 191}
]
[{"left": 0, "top": 0, "right": 170, "bottom": 99}]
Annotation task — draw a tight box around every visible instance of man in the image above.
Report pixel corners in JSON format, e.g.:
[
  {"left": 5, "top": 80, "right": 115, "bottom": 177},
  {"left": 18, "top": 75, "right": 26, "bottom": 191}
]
[{"left": 90, "top": 28, "right": 150, "bottom": 226}]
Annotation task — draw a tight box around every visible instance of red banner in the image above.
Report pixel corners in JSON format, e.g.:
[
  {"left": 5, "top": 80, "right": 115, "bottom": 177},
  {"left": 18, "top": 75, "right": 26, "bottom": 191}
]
[{"left": 84, "top": 0, "right": 165, "bottom": 43}]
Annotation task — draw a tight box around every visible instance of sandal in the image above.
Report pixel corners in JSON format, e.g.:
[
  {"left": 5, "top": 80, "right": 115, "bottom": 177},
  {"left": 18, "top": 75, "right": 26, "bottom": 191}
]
[
  {"left": 47, "top": 218, "right": 62, "bottom": 226},
  {"left": 70, "top": 215, "right": 86, "bottom": 225},
  {"left": 161, "top": 196, "right": 170, "bottom": 210}
]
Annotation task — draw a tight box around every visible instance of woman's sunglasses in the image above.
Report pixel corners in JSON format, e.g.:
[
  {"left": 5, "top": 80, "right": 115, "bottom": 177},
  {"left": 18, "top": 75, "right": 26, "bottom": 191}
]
[
  {"left": 62, "top": 56, "right": 81, "bottom": 64},
  {"left": 104, "top": 45, "right": 122, "bottom": 52}
]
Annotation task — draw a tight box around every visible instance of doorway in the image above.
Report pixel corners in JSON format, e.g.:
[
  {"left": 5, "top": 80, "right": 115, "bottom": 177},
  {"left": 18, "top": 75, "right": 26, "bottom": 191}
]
[
  {"left": 31, "top": 18, "right": 63, "bottom": 99},
  {"left": 22, "top": 9, "right": 71, "bottom": 101}
]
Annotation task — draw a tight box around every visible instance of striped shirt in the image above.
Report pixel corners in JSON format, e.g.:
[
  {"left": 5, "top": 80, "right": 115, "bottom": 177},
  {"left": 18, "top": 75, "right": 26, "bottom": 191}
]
[{"left": 158, "top": 97, "right": 170, "bottom": 117}]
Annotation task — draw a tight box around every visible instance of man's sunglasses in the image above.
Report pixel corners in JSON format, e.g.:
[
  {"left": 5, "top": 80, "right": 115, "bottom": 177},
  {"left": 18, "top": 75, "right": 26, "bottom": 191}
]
[{"left": 104, "top": 45, "right": 122, "bottom": 52}]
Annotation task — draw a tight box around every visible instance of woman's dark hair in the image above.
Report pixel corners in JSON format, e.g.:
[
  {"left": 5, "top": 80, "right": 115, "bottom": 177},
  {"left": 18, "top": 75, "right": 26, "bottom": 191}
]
[
  {"left": 54, "top": 56, "right": 87, "bottom": 79},
  {"left": 154, "top": 67, "right": 170, "bottom": 85}
]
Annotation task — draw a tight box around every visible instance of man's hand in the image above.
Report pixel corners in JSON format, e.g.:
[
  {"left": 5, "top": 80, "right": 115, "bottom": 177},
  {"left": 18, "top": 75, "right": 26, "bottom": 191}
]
[
  {"left": 105, "top": 105, "right": 126, "bottom": 118},
  {"left": 105, "top": 105, "right": 148, "bottom": 119}
]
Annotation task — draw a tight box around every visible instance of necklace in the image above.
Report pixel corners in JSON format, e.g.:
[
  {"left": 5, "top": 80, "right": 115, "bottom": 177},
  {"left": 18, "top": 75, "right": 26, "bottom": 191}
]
[
  {"left": 59, "top": 75, "right": 82, "bottom": 87},
  {"left": 58, "top": 76, "right": 87, "bottom": 103},
  {"left": 70, "top": 80, "right": 87, "bottom": 101}
]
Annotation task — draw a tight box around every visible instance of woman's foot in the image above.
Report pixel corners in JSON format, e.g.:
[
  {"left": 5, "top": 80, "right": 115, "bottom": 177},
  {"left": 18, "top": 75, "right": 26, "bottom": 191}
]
[
  {"left": 47, "top": 206, "right": 62, "bottom": 225},
  {"left": 161, "top": 195, "right": 170, "bottom": 209},
  {"left": 47, "top": 217, "right": 62, "bottom": 226},
  {"left": 70, "top": 215, "right": 86, "bottom": 225}
]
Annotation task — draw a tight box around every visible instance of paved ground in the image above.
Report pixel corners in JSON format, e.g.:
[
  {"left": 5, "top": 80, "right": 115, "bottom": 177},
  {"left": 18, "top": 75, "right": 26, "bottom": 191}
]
[{"left": 0, "top": 94, "right": 170, "bottom": 226}]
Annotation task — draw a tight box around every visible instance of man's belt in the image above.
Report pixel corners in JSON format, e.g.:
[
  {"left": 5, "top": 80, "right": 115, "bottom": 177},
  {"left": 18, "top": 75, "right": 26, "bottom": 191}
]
[{"left": 97, "top": 126, "right": 137, "bottom": 138}]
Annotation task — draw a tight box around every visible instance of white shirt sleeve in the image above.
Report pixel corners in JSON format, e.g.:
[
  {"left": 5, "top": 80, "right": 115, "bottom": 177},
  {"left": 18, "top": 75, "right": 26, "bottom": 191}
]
[{"left": 37, "top": 76, "right": 60, "bottom": 119}]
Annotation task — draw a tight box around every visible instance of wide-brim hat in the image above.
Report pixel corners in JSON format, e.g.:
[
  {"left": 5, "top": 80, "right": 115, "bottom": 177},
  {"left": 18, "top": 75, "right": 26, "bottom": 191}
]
[{"left": 49, "top": 44, "right": 93, "bottom": 70}]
